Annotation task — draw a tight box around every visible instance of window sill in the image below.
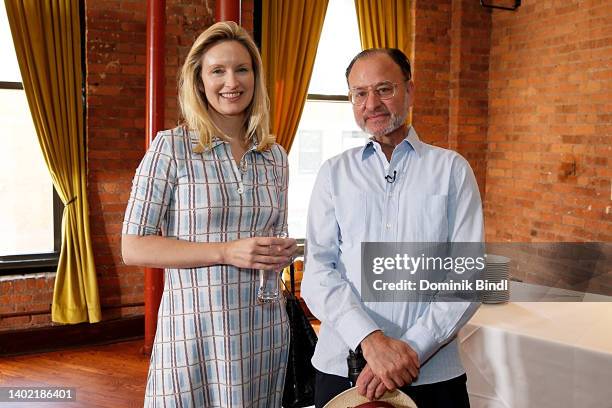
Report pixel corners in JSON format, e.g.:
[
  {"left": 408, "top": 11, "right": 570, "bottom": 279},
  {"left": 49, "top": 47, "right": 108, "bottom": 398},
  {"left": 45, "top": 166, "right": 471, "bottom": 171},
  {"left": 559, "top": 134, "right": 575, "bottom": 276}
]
[
  {"left": 0, "top": 271, "right": 56, "bottom": 282},
  {"left": 0, "top": 253, "right": 59, "bottom": 276}
]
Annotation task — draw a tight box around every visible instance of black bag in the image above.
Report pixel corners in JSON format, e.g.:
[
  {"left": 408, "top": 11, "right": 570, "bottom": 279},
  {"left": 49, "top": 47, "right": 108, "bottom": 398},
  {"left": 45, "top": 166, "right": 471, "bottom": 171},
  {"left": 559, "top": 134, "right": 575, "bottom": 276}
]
[{"left": 282, "top": 263, "right": 317, "bottom": 408}]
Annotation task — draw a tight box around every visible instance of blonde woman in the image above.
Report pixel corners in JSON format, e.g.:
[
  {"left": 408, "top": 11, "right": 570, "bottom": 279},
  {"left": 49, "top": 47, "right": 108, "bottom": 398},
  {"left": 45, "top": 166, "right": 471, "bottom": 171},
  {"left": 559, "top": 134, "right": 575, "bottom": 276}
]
[{"left": 122, "top": 22, "right": 296, "bottom": 407}]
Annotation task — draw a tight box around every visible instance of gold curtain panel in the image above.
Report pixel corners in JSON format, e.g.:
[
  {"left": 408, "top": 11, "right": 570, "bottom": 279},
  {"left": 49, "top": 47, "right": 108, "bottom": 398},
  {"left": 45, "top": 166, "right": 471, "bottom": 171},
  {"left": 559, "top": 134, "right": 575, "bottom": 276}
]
[
  {"left": 5, "top": 0, "right": 101, "bottom": 323},
  {"left": 261, "top": 0, "right": 329, "bottom": 153},
  {"left": 354, "top": 0, "right": 414, "bottom": 55}
]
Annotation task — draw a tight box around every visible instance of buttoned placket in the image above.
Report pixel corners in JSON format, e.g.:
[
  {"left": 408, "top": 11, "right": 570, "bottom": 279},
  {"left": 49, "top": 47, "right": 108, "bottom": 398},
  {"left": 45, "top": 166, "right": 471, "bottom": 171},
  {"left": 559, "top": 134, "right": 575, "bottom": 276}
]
[
  {"left": 372, "top": 142, "right": 410, "bottom": 242},
  {"left": 224, "top": 142, "right": 259, "bottom": 195}
]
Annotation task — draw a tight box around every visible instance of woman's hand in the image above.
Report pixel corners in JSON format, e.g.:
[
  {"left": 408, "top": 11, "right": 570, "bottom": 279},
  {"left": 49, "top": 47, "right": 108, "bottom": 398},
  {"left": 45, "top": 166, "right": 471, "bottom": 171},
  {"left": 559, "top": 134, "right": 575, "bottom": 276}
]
[{"left": 222, "top": 236, "right": 297, "bottom": 270}]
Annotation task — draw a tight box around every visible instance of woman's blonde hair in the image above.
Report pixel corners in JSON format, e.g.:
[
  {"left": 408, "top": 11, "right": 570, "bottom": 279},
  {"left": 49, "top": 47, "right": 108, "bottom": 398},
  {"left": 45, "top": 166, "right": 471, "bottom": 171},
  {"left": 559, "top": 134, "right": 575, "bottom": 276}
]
[{"left": 179, "top": 21, "right": 274, "bottom": 152}]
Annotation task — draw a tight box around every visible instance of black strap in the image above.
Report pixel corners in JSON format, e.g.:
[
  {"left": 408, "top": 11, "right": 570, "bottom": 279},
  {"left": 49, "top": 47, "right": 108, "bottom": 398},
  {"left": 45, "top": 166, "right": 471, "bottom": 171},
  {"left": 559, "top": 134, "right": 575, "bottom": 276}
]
[
  {"left": 290, "top": 262, "right": 296, "bottom": 294},
  {"left": 281, "top": 263, "right": 297, "bottom": 300}
]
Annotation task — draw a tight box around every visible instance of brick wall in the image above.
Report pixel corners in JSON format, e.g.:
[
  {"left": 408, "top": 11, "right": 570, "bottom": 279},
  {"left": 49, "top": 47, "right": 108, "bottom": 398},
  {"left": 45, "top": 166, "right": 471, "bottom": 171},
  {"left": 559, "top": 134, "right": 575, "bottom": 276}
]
[
  {"left": 448, "top": 0, "right": 490, "bottom": 193},
  {"left": 412, "top": 1, "right": 452, "bottom": 147},
  {"left": 242, "top": 0, "right": 255, "bottom": 34},
  {"left": 412, "top": 0, "right": 491, "bottom": 195},
  {"left": 485, "top": 0, "right": 612, "bottom": 243},
  {"left": 0, "top": 274, "right": 54, "bottom": 330}
]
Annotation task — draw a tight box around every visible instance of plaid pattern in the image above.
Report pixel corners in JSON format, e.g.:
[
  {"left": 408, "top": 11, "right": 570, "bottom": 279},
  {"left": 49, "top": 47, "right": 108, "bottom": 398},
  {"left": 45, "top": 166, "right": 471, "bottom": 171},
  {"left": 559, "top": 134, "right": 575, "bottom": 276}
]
[{"left": 123, "top": 126, "right": 290, "bottom": 407}]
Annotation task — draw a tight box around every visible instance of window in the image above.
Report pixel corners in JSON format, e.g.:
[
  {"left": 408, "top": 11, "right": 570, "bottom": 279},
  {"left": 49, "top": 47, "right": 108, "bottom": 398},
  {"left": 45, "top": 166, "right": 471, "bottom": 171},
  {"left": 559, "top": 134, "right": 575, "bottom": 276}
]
[
  {"left": 287, "top": 0, "right": 368, "bottom": 238},
  {"left": 298, "top": 130, "right": 323, "bottom": 173},
  {"left": 0, "top": 4, "right": 61, "bottom": 274},
  {"left": 342, "top": 130, "right": 370, "bottom": 150}
]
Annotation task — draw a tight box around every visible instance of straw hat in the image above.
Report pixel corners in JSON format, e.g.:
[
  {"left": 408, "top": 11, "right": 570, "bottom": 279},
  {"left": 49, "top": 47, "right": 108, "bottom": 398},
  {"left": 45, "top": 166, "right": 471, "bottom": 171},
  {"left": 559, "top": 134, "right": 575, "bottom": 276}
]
[{"left": 323, "top": 387, "right": 418, "bottom": 408}]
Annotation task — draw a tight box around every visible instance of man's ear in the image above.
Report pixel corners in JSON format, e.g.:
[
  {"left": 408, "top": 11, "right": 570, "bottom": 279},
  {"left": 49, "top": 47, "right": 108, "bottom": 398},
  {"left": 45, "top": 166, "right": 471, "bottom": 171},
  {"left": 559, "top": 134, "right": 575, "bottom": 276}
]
[
  {"left": 406, "top": 80, "right": 415, "bottom": 107},
  {"left": 406, "top": 80, "right": 415, "bottom": 94}
]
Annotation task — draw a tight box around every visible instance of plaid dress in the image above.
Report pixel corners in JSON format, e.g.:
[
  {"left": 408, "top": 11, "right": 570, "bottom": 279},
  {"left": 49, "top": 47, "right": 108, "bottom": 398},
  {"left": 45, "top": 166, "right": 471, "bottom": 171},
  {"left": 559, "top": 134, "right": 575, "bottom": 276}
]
[{"left": 123, "top": 126, "right": 290, "bottom": 407}]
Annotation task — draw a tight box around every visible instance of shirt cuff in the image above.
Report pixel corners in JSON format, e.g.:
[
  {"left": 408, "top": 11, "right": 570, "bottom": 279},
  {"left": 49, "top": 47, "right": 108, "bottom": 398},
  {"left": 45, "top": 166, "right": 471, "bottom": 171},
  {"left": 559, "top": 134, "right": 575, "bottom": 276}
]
[
  {"left": 401, "top": 324, "right": 438, "bottom": 365},
  {"left": 335, "top": 307, "right": 380, "bottom": 351}
]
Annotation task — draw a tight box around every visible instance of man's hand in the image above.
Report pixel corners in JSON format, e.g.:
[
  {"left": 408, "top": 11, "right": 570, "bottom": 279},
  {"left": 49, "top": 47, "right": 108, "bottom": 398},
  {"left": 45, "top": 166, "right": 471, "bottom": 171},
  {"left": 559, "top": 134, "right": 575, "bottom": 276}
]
[
  {"left": 355, "top": 364, "right": 389, "bottom": 400},
  {"left": 358, "top": 331, "right": 419, "bottom": 394}
]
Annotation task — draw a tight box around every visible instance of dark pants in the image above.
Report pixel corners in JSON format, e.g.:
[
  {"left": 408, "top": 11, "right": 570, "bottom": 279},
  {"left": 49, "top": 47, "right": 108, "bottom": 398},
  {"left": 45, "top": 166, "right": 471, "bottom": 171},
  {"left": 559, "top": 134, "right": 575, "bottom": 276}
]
[{"left": 315, "top": 369, "right": 471, "bottom": 408}]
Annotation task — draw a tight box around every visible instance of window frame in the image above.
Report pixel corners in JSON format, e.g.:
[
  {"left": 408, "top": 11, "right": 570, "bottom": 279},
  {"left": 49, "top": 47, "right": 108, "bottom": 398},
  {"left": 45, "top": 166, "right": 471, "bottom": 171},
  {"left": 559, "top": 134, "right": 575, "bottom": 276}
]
[
  {"left": 0, "top": 0, "right": 85, "bottom": 276},
  {"left": 307, "top": 94, "right": 348, "bottom": 102},
  {"left": 0, "top": 80, "right": 22, "bottom": 90}
]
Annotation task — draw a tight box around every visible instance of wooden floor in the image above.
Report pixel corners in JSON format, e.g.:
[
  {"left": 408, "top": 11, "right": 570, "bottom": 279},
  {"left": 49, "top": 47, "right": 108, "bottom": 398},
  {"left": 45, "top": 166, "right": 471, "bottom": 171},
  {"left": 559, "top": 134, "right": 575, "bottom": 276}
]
[{"left": 0, "top": 340, "right": 149, "bottom": 407}]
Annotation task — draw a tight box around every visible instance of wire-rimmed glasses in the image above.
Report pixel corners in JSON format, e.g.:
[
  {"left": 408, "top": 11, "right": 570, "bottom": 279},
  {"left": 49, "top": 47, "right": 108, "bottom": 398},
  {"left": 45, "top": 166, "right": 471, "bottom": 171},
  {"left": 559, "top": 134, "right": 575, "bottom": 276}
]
[{"left": 348, "top": 80, "right": 406, "bottom": 106}]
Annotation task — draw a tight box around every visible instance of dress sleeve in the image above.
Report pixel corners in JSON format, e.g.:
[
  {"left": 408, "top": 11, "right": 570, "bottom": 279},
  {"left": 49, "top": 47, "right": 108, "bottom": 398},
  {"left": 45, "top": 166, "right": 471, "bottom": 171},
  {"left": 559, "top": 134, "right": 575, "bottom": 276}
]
[{"left": 122, "top": 132, "right": 177, "bottom": 236}]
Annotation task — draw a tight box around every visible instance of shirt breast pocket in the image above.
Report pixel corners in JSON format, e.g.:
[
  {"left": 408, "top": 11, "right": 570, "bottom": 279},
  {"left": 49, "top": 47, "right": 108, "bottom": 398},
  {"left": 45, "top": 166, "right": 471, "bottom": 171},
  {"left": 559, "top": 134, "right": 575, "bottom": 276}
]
[
  {"left": 402, "top": 194, "right": 449, "bottom": 241},
  {"left": 334, "top": 192, "right": 366, "bottom": 244}
]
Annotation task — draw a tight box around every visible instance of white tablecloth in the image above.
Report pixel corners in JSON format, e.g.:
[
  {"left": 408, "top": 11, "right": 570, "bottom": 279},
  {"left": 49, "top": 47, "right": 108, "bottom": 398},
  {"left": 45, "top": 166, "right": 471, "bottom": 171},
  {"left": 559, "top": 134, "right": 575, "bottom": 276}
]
[{"left": 459, "top": 301, "right": 612, "bottom": 408}]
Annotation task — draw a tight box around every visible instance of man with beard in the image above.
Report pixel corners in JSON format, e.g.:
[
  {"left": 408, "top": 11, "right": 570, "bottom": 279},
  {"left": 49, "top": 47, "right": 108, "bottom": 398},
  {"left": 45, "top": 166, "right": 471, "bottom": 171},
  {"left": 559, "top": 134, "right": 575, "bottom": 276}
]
[{"left": 301, "top": 48, "right": 484, "bottom": 408}]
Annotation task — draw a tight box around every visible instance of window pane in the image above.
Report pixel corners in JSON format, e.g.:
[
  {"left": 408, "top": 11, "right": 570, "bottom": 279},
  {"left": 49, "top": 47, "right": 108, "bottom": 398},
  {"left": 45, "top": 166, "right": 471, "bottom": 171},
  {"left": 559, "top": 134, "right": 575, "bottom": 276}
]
[
  {"left": 288, "top": 101, "right": 368, "bottom": 238},
  {"left": 0, "top": 3, "right": 55, "bottom": 257},
  {"left": 298, "top": 130, "right": 322, "bottom": 173},
  {"left": 0, "top": 89, "right": 54, "bottom": 256},
  {"left": 307, "top": 0, "right": 362, "bottom": 95},
  {"left": 0, "top": 4, "right": 21, "bottom": 82}
]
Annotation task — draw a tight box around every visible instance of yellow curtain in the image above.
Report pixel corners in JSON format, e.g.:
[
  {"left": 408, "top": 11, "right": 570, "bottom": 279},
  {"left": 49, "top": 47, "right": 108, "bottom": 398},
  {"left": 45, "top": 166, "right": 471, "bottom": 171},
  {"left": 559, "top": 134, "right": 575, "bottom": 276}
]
[
  {"left": 5, "top": 0, "right": 101, "bottom": 323},
  {"left": 261, "top": 0, "right": 329, "bottom": 152},
  {"left": 354, "top": 0, "right": 414, "bottom": 54},
  {"left": 354, "top": 0, "right": 414, "bottom": 124}
]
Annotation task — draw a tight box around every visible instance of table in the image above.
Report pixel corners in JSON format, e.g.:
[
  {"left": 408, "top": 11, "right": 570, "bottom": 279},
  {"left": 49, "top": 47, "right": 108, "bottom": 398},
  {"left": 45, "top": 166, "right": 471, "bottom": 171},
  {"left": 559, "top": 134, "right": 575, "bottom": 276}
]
[{"left": 459, "top": 299, "right": 612, "bottom": 408}]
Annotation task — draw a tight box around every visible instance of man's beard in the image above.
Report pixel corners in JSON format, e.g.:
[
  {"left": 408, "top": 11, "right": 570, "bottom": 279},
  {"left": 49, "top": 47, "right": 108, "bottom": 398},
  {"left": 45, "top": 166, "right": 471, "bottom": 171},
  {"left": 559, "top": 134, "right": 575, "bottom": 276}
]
[{"left": 358, "top": 108, "right": 408, "bottom": 138}]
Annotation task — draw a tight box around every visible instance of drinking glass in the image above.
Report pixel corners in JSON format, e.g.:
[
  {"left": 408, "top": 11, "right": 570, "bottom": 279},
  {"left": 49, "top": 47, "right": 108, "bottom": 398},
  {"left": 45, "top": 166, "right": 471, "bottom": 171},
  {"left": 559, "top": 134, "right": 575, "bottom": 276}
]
[{"left": 257, "top": 229, "right": 288, "bottom": 303}]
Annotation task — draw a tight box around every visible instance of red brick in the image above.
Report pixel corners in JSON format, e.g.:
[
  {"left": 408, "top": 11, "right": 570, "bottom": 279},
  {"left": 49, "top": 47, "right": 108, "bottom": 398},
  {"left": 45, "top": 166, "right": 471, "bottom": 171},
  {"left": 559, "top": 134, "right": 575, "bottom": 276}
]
[{"left": 0, "top": 316, "right": 31, "bottom": 331}]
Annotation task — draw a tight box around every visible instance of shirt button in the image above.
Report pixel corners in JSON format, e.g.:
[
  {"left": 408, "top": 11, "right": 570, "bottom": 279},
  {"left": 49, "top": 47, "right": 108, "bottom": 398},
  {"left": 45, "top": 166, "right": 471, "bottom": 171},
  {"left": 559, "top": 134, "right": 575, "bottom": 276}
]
[
  {"left": 237, "top": 187, "right": 244, "bottom": 194},
  {"left": 386, "top": 223, "right": 392, "bottom": 229}
]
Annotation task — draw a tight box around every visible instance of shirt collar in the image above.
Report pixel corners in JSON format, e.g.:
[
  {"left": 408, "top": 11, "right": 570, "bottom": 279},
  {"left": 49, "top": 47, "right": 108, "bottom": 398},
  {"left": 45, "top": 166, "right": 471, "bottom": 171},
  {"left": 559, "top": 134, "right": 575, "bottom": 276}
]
[
  {"left": 361, "top": 126, "right": 423, "bottom": 160},
  {"left": 193, "top": 136, "right": 275, "bottom": 161}
]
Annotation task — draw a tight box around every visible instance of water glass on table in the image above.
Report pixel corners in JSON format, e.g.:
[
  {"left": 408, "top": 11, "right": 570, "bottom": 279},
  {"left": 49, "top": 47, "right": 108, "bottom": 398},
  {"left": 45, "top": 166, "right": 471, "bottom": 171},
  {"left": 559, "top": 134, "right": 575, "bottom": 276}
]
[{"left": 257, "top": 229, "right": 288, "bottom": 303}]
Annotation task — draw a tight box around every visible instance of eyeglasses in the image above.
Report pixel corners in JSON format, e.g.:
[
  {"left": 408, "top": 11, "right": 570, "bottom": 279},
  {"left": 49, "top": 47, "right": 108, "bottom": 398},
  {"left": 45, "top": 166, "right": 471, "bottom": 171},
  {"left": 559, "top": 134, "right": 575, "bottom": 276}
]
[{"left": 348, "top": 81, "right": 404, "bottom": 106}]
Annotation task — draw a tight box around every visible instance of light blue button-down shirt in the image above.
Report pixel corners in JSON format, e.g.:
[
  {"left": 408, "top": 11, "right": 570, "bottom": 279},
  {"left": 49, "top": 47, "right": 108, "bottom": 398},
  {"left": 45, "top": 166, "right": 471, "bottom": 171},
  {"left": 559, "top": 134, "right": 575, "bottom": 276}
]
[{"left": 301, "top": 126, "right": 484, "bottom": 385}]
